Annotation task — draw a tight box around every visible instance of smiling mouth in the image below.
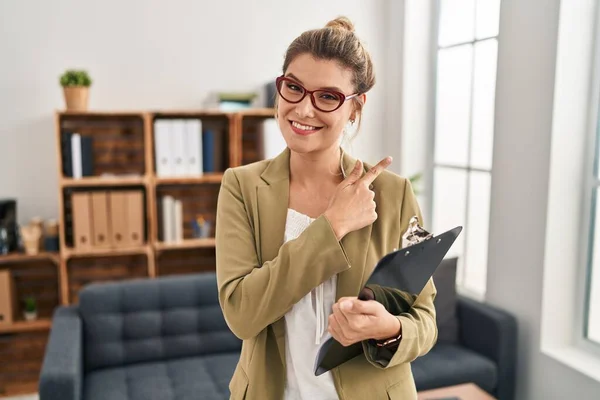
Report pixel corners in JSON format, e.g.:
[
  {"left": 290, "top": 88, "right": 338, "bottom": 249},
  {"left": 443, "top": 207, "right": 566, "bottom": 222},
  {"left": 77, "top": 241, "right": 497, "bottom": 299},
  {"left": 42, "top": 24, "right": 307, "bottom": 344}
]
[{"left": 289, "top": 120, "right": 323, "bottom": 135}]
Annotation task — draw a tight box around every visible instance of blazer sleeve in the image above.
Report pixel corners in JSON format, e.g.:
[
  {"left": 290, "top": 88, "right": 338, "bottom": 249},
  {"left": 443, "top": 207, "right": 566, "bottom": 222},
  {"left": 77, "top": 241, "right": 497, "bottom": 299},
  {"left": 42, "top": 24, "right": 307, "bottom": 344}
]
[
  {"left": 361, "top": 178, "right": 439, "bottom": 368},
  {"left": 215, "top": 168, "right": 351, "bottom": 340}
]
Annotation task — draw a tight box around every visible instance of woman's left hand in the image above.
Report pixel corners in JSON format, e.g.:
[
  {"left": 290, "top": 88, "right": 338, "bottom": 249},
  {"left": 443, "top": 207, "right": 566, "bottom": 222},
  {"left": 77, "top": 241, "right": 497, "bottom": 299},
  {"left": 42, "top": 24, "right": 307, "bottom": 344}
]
[{"left": 328, "top": 297, "right": 401, "bottom": 347}]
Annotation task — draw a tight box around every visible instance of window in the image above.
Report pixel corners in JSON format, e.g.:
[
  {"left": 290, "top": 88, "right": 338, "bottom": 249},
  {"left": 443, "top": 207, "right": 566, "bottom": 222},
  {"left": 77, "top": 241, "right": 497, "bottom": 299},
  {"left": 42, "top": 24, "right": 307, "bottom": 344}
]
[
  {"left": 431, "top": 0, "right": 501, "bottom": 297},
  {"left": 585, "top": 98, "right": 600, "bottom": 345}
]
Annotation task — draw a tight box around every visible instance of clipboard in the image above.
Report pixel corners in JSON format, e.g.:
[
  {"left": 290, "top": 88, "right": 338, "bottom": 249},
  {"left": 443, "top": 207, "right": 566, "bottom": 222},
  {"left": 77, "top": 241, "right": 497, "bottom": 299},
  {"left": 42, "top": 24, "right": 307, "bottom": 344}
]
[{"left": 313, "top": 225, "right": 463, "bottom": 376}]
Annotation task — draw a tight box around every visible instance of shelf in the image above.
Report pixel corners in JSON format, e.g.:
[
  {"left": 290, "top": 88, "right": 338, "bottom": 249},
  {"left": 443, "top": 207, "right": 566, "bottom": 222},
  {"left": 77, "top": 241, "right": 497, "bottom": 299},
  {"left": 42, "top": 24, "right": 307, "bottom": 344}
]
[
  {"left": 0, "top": 252, "right": 60, "bottom": 266},
  {"left": 238, "top": 108, "right": 276, "bottom": 117},
  {"left": 154, "top": 173, "right": 224, "bottom": 185},
  {"left": 154, "top": 238, "right": 216, "bottom": 252},
  {"left": 61, "top": 175, "right": 147, "bottom": 187},
  {"left": 151, "top": 109, "right": 234, "bottom": 118},
  {"left": 0, "top": 319, "right": 52, "bottom": 334},
  {"left": 64, "top": 245, "right": 150, "bottom": 259},
  {"left": 57, "top": 110, "right": 145, "bottom": 117}
]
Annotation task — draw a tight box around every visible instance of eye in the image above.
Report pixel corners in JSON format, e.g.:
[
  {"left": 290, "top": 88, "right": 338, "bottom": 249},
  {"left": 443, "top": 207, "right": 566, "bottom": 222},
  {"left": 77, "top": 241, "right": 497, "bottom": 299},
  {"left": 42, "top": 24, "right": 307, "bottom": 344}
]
[
  {"left": 319, "top": 92, "right": 341, "bottom": 101},
  {"left": 286, "top": 83, "right": 302, "bottom": 92}
]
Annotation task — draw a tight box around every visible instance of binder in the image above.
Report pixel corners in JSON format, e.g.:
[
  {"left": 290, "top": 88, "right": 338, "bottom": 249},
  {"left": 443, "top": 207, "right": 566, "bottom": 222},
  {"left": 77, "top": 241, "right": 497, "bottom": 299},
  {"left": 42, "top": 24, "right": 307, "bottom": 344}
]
[
  {"left": 314, "top": 225, "right": 463, "bottom": 376},
  {"left": 109, "top": 191, "right": 129, "bottom": 247},
  {"left": 0, "top": 270, "right": 17, "bottom": 325},
  {"left": 91, "top": 191, "right": 111, "bottom": 248},
  {"left": 71, "top": 133, "right": 82, "bottom": 179},
  {"left": 71, "top": 192, "right": 93, "bottom": 249},
  {"left": 161, "top": 195, "right": 175, "bottom": 242},
  {"left": 154, "top": 119, "right": 172, "bottom": 177},
  {"left": 171, "top": 119, "right": 187, "bottom": 176},
  {"left": 185, "top": 119, "right": 203, "bottom": 176},
  {"left": 126, "top": 191, "right": 144, "bottom": 245}
]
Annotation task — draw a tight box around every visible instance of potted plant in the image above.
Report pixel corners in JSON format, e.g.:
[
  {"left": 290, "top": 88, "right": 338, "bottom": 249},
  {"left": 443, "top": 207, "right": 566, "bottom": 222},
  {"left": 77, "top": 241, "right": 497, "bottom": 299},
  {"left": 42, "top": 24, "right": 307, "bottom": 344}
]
[
  {"left": 23, "top": 296, "right": 37, "bottom": 321},
  {"left": 60, "top": 69, "right": 92, "bottom": 111}
]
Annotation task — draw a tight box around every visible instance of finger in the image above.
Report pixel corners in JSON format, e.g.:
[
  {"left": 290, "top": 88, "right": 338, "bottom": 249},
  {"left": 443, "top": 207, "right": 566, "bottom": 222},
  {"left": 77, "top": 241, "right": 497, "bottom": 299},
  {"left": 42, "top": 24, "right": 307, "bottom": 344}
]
[
  {"left": 332, "top": 303, "right": 351, "bottom": 329},
  {"left": 342, "top": 159, "right": 363, "bottom": 185},
  {"left": 340, "top": 298, "right": 379, "bottom": 316},
  {"left": 328, "top": 315, "right": 349, "bottom": 345},
  {"left": 358, "top": 157, "right": 392, "bottom": 186}
]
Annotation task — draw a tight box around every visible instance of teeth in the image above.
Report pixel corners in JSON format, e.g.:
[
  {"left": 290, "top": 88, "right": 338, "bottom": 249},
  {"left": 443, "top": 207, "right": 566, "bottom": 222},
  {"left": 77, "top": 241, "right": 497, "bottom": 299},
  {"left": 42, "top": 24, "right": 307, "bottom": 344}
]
[{"left": 292, "top": 121, "right": 319, "bottom": 131}]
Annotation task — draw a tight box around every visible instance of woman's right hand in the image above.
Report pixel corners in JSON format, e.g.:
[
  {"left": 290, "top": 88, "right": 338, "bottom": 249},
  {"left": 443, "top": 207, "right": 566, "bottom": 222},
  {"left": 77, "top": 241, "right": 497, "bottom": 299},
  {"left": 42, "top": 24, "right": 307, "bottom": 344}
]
[{"left": 324, "top": 157, "right": 393, "bottom": 240}]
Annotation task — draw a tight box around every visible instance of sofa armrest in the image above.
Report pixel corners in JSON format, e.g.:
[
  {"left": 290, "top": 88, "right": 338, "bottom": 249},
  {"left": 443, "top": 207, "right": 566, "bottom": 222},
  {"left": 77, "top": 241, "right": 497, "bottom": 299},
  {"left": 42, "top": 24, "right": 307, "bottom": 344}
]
[
  {"left": 457, "top": 296, "right": 517, "bottom": 400},
  {"left": 39, "top": 306, "right": 83, "bottom": 400}
]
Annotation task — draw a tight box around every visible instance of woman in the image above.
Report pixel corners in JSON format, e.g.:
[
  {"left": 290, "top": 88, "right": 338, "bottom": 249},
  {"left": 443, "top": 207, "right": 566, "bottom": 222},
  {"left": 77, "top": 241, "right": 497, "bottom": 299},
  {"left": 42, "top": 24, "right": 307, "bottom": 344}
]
[{"left": 216, "top": 16, "right": 437, "bottom": 400}]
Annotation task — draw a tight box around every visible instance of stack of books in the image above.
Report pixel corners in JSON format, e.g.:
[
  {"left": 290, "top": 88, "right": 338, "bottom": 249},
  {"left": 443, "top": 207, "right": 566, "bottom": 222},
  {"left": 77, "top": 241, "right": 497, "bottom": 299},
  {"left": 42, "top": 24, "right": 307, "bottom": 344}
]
[{"left": 218, "top": 92, "right": 257, "bottom": 111}]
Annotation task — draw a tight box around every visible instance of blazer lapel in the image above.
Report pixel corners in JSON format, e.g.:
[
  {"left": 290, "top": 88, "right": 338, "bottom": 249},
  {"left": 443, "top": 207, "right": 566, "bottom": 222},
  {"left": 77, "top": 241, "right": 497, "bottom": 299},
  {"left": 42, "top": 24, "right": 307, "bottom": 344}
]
[
  {"left": 256, "top": 148, "right": 291, "bottom": 366},
  {"left": 335, "top": 151, "right": 374, "bottom": 301}
]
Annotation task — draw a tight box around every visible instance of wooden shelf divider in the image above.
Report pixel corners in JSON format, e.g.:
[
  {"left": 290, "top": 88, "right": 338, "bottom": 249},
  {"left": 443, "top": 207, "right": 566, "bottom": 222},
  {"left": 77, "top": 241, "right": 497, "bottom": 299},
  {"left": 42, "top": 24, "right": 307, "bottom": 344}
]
[
  {"left": 62, "top": 245, "right": 151, "bottom": 259},
  {"left": 0, "top": 252, "right": 60, "bottom": 266},
  {"left": 0, "top": 319, "right": 52, "bottom": 334},
  {"left": 154, "top": 238, "right": 216, "bottom": 252},
  {"left": 61, "top": 175, "right": 147, "bottom": 187}
]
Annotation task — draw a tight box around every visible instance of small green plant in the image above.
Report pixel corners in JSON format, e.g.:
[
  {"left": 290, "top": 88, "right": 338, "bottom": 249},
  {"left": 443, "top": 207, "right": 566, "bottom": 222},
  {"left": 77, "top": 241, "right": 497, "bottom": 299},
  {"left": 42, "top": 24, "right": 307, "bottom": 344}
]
[
  {"left": 23, "top": 296, "right": 36, "bottom": 313},
  {"left": 60, "top": 69, "right": 92, "bottom": 87},
  {"left": 408, "top": 172, "right": 423, "bottom": 195}
]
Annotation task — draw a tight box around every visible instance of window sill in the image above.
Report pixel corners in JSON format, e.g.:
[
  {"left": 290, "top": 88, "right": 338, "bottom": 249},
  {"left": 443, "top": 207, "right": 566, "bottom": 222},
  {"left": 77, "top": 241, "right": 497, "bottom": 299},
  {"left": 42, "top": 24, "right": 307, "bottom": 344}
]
[{"left": 542, "top": 345, "right": 600, "bottom": 383}]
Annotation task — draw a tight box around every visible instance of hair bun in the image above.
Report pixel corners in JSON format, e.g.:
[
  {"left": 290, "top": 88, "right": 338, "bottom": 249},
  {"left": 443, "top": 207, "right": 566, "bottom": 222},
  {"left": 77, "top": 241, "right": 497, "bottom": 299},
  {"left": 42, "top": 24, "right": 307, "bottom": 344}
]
[{"left": 325, "top": 16, "right": 355, "bottom": 33}]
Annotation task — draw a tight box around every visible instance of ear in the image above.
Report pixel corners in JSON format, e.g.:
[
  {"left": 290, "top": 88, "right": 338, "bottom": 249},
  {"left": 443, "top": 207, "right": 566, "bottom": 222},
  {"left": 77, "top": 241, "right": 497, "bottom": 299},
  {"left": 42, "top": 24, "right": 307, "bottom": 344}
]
[{"left": 350, "top": 94, "right": 367, "bottom": 121}]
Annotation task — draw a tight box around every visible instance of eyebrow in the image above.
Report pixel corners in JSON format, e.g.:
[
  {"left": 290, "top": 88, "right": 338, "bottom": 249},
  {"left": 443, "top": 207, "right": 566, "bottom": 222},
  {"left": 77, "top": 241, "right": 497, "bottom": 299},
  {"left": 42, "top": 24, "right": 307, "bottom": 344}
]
[{"left": 285, "top": 73, "right": 345, "bottom": 93}]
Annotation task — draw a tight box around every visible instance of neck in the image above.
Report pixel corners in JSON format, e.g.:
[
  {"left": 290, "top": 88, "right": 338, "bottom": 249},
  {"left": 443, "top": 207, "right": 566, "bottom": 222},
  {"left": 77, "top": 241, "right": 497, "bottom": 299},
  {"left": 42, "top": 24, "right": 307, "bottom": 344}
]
[{"left": 289, "top": 146, "right": 344, "bottom": 188}]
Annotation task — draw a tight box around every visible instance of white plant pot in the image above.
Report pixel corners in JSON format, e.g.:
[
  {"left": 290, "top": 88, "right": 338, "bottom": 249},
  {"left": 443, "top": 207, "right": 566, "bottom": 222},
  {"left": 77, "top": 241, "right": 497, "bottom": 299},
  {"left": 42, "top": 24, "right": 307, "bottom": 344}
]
[{"left": 24, "top": 311, "right": 37, "bottom": 321}]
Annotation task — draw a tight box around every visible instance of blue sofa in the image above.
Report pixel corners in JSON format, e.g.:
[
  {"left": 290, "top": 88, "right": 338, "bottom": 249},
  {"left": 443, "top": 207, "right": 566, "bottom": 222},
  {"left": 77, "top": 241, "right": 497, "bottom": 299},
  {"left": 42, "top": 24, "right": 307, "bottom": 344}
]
[
  {"left": 40, "top": 267, "right": 517, "bottom": 400},
  {"left": 39, "top": 273, "right": 241, "bottom": 400}
]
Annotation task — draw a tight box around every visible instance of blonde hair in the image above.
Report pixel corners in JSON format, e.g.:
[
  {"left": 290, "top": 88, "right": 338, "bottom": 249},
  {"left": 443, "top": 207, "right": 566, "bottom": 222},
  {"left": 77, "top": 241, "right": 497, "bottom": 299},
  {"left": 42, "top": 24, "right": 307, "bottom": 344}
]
[{"left": 280, "top": 16, "right": 376, "bottom": 137}]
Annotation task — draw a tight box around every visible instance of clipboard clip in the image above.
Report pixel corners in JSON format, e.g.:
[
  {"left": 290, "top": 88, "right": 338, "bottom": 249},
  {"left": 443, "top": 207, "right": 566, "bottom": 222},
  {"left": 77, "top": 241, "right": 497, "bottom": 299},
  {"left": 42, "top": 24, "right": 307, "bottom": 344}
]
[{"left": 402, "top": 216, "right": 433, "bottom": 248}]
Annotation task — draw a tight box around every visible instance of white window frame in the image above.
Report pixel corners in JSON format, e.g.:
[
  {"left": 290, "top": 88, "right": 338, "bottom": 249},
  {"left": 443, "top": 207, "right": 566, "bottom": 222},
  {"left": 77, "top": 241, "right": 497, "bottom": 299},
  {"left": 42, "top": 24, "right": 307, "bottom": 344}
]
[
  {"left": 540, "top": 0, "right": 600, "bottom": 383},
  {"left": 429, "top": 0, "right": 500, "bottom": 300}
]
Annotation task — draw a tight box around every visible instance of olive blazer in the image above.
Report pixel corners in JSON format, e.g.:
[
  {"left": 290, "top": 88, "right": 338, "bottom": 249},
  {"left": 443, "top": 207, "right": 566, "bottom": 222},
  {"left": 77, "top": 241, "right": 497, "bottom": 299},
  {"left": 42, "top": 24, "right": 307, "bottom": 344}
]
[{"left": 215, "top": 147, "right": 437, "bottom": 400}]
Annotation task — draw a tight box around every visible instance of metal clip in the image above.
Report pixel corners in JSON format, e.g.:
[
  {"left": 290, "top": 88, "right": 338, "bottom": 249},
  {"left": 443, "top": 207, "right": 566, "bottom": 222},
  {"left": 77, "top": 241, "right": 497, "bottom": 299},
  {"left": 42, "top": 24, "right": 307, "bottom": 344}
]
[{"left": 402, "top": 216, "right": 433, "bottom": 248}]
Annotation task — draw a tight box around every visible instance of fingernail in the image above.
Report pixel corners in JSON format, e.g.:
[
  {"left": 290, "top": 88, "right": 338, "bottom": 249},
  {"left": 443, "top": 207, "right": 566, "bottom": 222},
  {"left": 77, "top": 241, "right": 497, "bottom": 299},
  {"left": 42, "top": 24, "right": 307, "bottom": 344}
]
[{"left": 342, "top": 300, "right": 352, "bottom": 310}]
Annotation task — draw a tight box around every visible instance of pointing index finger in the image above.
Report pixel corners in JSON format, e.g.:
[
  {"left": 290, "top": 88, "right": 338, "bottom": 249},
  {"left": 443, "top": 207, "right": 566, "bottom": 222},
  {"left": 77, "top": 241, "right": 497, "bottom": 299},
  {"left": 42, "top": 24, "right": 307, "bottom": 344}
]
[{"left": 358, "top": 156, "right": 392, "bottom": 186}]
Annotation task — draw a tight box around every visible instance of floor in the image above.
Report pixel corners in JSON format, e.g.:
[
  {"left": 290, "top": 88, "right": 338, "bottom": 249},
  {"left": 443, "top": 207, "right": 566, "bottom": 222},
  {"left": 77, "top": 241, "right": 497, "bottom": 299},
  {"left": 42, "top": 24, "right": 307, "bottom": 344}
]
[{"left": 4, "top": 395, "right": 38, "bottom": 400}]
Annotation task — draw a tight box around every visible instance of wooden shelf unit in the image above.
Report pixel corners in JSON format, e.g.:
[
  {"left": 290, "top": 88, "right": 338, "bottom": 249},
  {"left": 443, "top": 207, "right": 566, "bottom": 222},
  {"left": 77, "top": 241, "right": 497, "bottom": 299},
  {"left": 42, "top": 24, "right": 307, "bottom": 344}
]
[
  {"left": 54, "top": 108, "right": 275, "bottom": 304},
  {"left": 0, "top": 108, "right": 276, "bottom": 398}
]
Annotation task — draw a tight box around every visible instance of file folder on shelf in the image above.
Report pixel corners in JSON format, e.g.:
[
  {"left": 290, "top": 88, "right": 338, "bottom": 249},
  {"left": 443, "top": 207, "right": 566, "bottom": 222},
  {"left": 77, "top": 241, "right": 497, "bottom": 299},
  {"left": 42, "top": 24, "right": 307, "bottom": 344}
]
[{"left": 314, "top": 225, "right": 463, "bottom": 376}]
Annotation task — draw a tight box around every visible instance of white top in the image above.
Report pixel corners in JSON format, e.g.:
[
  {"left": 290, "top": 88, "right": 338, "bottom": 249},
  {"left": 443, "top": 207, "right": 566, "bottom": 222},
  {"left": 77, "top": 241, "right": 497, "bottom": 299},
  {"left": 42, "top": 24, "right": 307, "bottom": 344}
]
[{"left": 283, "top": 208, "right": 339, "bottom": 400}]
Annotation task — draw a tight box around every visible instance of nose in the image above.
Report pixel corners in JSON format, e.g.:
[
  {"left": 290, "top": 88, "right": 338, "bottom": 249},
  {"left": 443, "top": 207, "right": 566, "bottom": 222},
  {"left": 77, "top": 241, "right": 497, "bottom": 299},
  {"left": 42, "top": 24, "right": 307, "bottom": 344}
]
[{"left": 294, "top": 93, "right": 316, "bottom": 119}]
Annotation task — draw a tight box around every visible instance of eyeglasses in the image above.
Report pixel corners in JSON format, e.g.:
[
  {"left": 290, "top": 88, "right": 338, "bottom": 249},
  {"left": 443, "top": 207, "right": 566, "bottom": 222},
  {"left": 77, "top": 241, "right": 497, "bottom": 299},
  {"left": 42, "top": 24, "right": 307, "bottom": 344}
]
[{"left": 275, "top": 75, "right": 359, "bottom": 113}]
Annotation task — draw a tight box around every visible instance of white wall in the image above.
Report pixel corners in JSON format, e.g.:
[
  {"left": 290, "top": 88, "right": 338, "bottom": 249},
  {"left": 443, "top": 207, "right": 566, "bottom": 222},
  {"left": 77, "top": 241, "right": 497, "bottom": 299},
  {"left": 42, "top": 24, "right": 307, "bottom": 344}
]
[
  {"left": 487, "top": 0, "right": 600, "bottom": 398},
  {"left": 0, "top": 0, "right": 389, "bottom": 226}
]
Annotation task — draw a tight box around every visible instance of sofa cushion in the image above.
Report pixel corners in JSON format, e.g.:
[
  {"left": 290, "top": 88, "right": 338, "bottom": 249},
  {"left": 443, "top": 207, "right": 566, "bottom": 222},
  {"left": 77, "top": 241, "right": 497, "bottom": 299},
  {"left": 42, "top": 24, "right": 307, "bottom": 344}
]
[
  {"left": 84, "top": 353, "right": 240, "bottom": 400},
  {"left": 411, "top": 343, "right": 498, "bottom": 394},
  {"left": 79, "top": 273, "right": 241, "bottom": 372},
  {"left": 433, "top": 257, "right": 459, "bottom": 344}
]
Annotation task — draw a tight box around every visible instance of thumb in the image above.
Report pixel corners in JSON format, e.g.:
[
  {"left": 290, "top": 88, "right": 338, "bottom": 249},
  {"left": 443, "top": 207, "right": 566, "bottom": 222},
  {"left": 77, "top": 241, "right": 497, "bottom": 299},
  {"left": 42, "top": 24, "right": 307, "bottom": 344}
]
[
  {"left": 343, "top": 160, "right": 363, "bottom": 185},
  {"left": 341, "top": 299, "right": 375, "bottom": 315}
]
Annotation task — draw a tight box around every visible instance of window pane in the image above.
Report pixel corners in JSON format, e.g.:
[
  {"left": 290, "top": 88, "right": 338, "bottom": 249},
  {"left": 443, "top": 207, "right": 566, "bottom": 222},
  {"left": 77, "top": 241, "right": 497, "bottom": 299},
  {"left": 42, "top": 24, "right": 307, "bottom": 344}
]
[
  {"left": 435, "top": 45, "right": 473, "bottom": 167},
  {"left": 587, "top": 188, "right": 600, "bottom": 343},
  {"left": 439, "top": 0, "right": 476, "bottom": 47},
  {"left": 470, "top": 39, "right": 498, "bottom": 170},
  {"left": 476, "top": 0, "right": 501, "bottom": 39},
  {"left": 464, "top": 171, "right": 491, "bottom": 295},
  {"left": 432, "top": 167, "right": 467, "bottom": 282}
]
